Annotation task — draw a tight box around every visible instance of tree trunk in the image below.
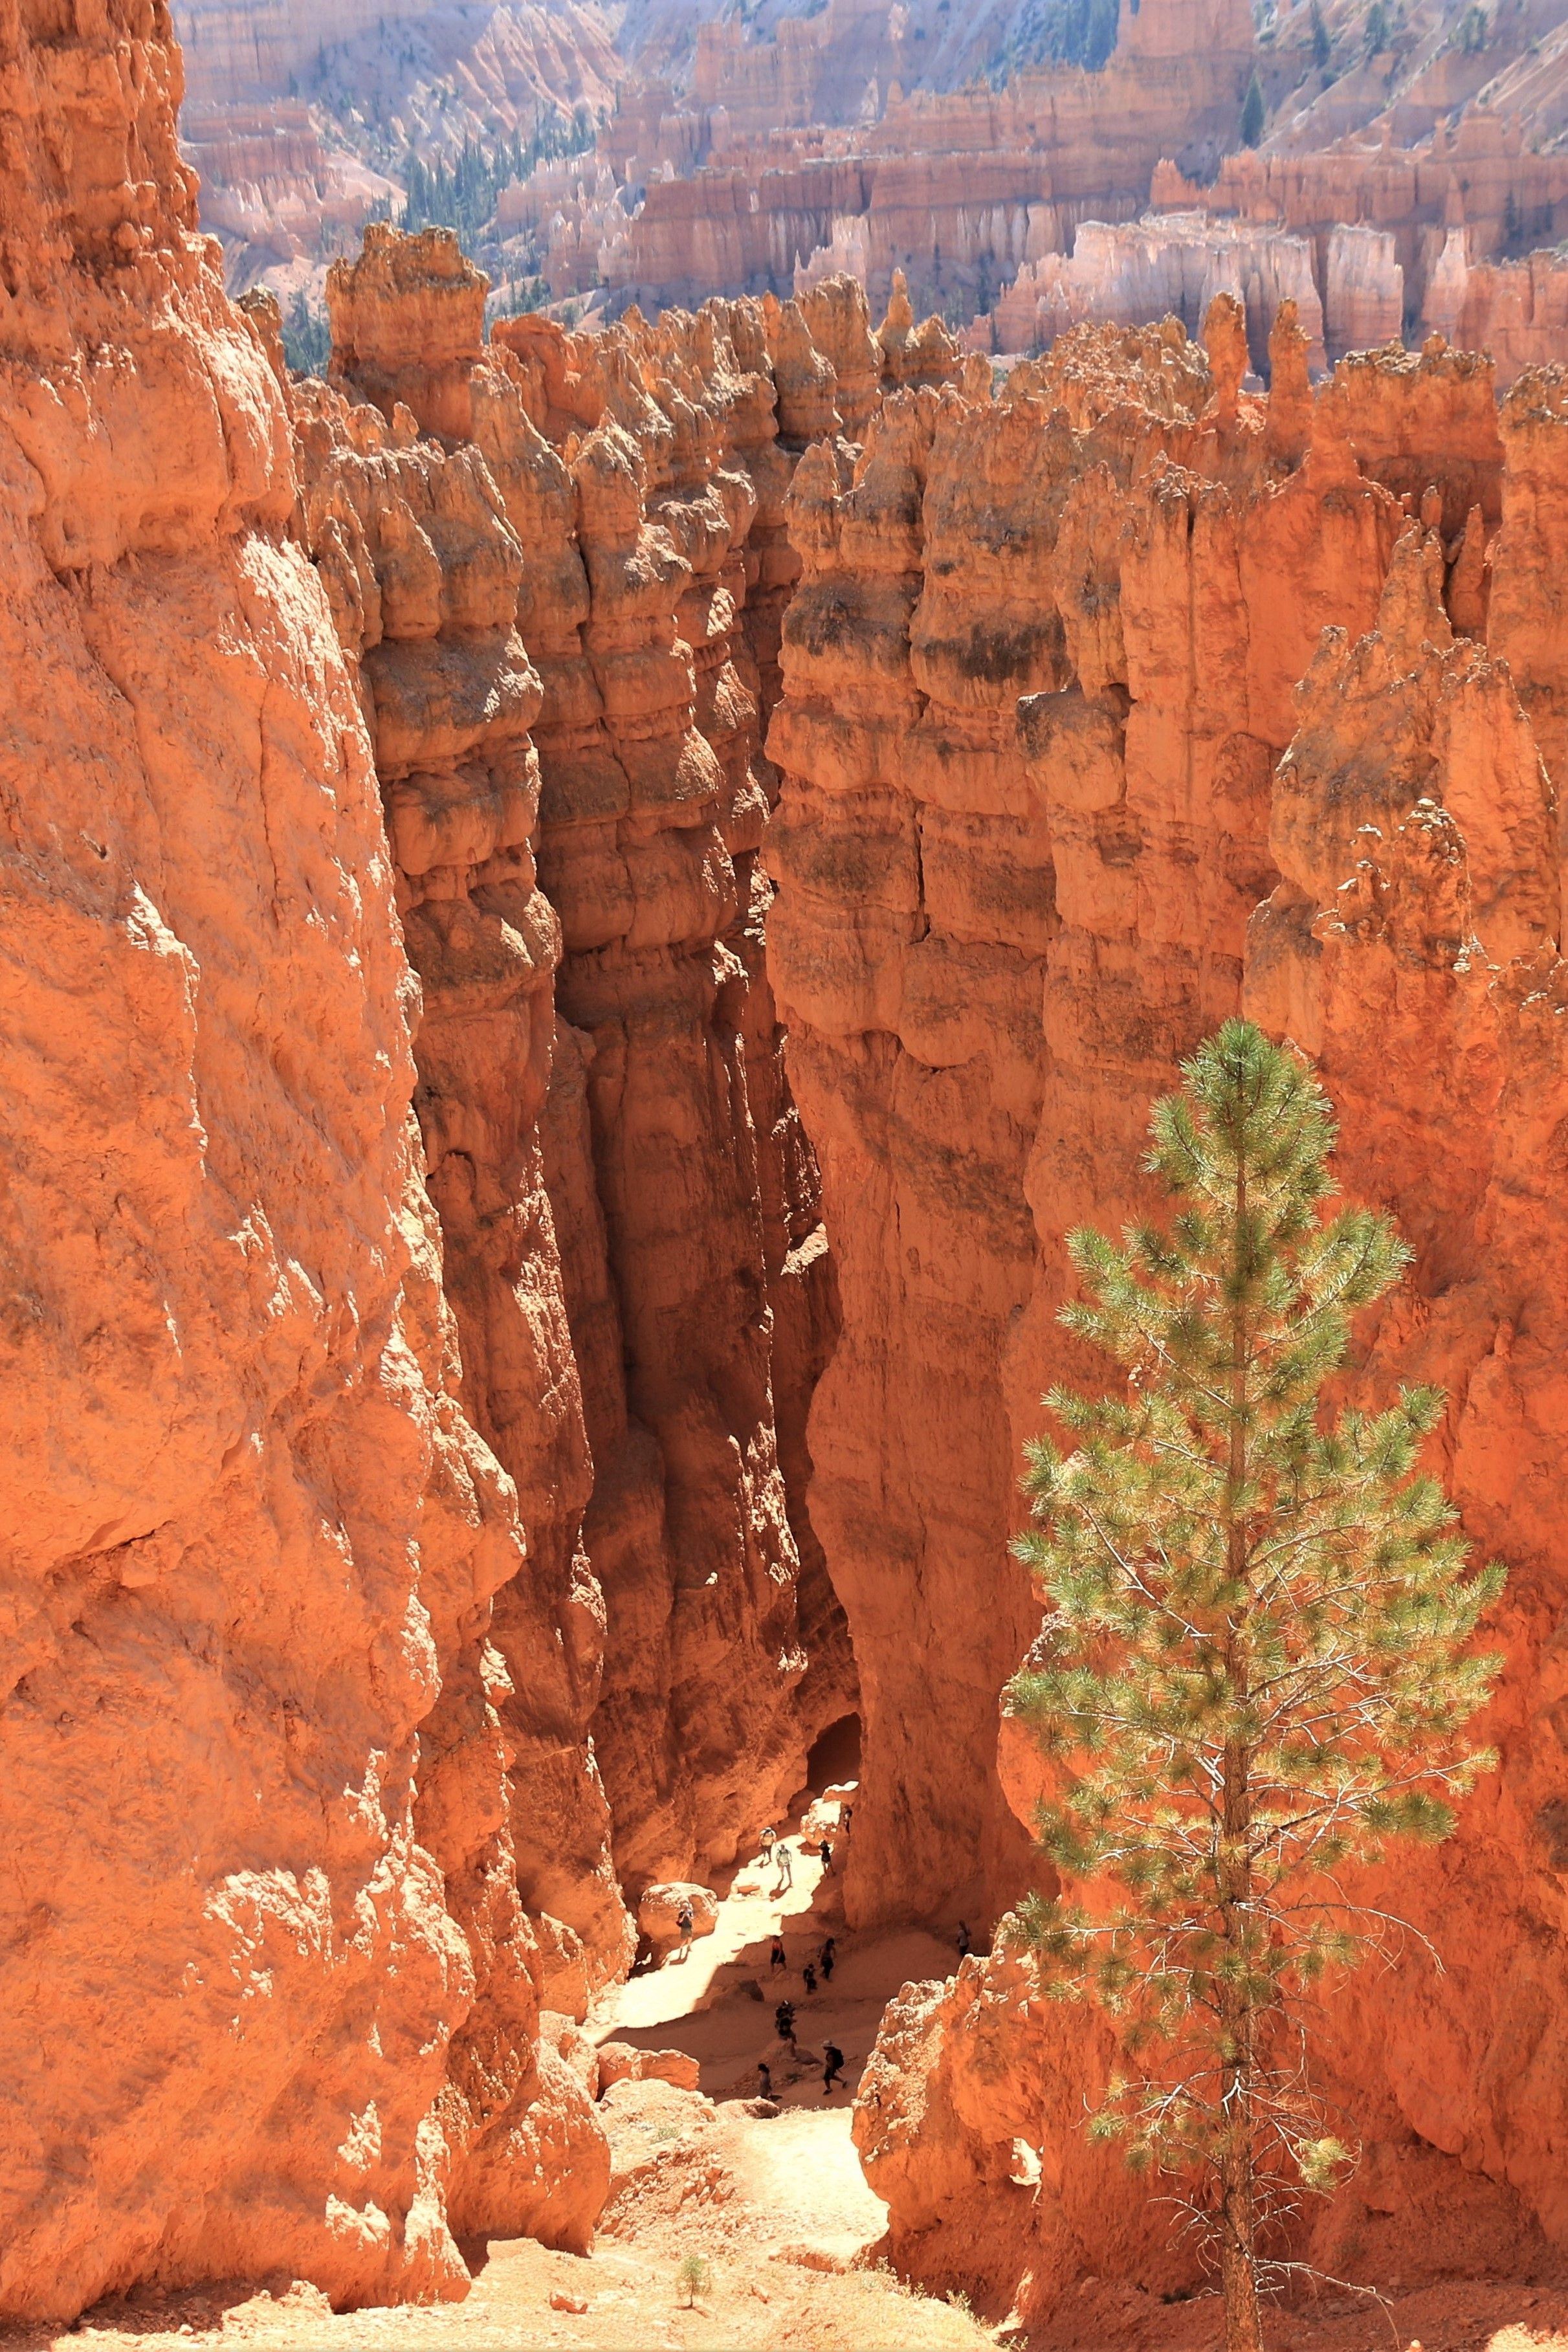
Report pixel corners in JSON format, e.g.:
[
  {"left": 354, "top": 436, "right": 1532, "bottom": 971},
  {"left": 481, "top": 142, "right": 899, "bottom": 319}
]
[
  {"left": 1219, "top": 2113, "right": 1264, "bottom": 2352},
  {"left": 1219, "top": 1146, "right": 1263, "bottom": 2352},
  {"left": 1217, "top": 1756, "right": 1263, "bottom": 2352}
]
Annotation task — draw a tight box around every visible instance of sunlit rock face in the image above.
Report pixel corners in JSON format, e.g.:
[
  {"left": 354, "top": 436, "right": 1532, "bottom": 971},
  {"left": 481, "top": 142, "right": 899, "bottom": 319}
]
[
  {"left": 0, "top": 3, "right": 553, "bottom": 2318},
  {"left": 771, "top": 318, "right": 1568, "bottom": 2318},
  {"left": 10, "top": 0, "right": 1568, "bottom": 2317},
  {"left": 0, "top": 28, "right": 860, "bottom": 2311},
  {"left": 300, "top": 233, "right": 866, "bottom": 1934}
]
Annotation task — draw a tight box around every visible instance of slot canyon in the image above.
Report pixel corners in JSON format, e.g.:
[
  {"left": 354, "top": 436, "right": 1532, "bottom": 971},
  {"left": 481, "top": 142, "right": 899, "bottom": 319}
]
[{"left": 6, "top": 0, "right": 1568, "bottom": 2345}]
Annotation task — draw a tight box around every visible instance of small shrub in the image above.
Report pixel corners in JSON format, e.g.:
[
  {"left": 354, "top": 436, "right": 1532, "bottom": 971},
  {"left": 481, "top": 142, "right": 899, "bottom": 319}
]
[{"left": 676, "top": 2252, "right": 711, "bottom": 2307}]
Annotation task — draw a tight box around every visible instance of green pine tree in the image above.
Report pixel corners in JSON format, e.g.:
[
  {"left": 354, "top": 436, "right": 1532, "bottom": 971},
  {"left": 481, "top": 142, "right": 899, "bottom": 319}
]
[
  {"left": 1309, "top": 0, "right": 1331, "bottom": 69},
  {"left": 1004, "top": 1021, "right": 1505, "bottom": 2352},
  {"left": 1240, "top": 69, "right": 1266, "bottom": 146}
]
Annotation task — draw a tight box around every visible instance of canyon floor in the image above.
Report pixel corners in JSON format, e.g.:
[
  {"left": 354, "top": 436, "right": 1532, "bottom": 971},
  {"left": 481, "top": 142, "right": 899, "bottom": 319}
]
[{"left": 14, "top": 1834, "right": 1568, "bottom": 2352}]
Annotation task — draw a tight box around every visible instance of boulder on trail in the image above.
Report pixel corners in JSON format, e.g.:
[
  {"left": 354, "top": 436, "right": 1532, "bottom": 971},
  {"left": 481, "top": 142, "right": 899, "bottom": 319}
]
[
  {"left": 637, "top": 1881, "right": 720, "bottom": 1946},
  {"left": 597, "top": 2041, "right": 701, "bottom": 2092}
]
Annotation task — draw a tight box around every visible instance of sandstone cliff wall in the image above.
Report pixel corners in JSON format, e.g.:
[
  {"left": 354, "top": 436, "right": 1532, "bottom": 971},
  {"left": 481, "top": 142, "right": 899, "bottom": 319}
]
[
  {"left": 0, "top": 0, "right": 857, "bottom": 2308},
  {"left": 0, "top": 0, "right": 606, "bottom": 2316},
  {"left": 311, "top": 234, "right": 865, "bottom": 1904},
  {"left": 14, "top": 0, "right": 1568, "bottom": 2309},
  {"left": 765, "top": 313, "right": 1568, "bottom": 2313}
]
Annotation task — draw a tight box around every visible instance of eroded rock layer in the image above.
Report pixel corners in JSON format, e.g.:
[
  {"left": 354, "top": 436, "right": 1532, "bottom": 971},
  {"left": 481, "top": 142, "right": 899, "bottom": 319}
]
[
  {"left": 298, "top": 232, "right": 869, "bottom": 1906},
  {"left": 0, "top": 0, "right": 596, "bottom": 2316},
  {"left": 0, "top": 7, "right": 857, "bottom": 2315},
  {"left": 14, "top": 0, "right": 1568, "bottom": 2313},
  {"left": 764, "top": 310, "right": 1568, "bottom": 2311}
]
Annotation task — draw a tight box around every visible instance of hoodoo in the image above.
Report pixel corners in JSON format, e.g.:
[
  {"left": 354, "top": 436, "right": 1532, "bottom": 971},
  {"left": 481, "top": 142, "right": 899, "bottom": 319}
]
[{"left": 5, "top": 0, "right": 1568, "bottom": 2338}]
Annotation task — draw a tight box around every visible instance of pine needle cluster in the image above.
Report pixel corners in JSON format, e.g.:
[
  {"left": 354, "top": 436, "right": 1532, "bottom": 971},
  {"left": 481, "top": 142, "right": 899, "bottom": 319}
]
[{"left": 1002, "top": 1021, "right": 1504, "bottom": 2347}]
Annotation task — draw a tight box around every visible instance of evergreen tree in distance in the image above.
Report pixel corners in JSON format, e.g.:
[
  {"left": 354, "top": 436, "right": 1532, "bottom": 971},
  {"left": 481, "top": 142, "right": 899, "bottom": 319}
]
[
  {"left": 1240, "top": 69, "right": 1266, "bottom": 146},
  {"left": 1003, "top": 1022, "right": 1505, "bottom": 2352},
  {"left": 1309, "top": 0, "right": 1331, "bottom": 69}
]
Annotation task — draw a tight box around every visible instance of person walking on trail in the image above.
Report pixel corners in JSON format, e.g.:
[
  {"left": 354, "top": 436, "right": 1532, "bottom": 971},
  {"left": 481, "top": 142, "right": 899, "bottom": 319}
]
[
  {"left": 819, "top": 1935, "right": 836, "bottom": 1984},
  {"left": 759, "top": 1824, "right": 777, "bottom": 1866},
  {"left": 775, "top": 2000, "right": 797, "bottom": 2048},
  {"left": 769, "top": 1934, "right": 787, "bottom": 1973},
  {"left": 801, "top": 1961, "right": 817, "bottom": 1997},
  {"left": 818, "top": 1836, "right": 834, "bottom": 1874},
  {"left": 674, "top": 1900, "right": 694, "bottom": 1960},
  {"left": 756, "top": 2061, "right": 774, "bottom": 2100},
  {"left": 771, "top": 1840, "right": 793, "bottom": 1893},
  {"left": 956, "top": 1920, "right": 972, "bottom": 1958},
  {"left": 823, "top": 2043, "right": 846, "bottom": 2096}
]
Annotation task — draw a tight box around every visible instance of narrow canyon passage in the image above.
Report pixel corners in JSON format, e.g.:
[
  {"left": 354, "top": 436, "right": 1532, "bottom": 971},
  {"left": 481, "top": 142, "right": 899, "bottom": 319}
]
[
  {"left": 23, "top": 1792, "right": 999, "bottom": 2352},
  {"left": 8, "top": 0, "right": 1568, "bottom": 2320}
]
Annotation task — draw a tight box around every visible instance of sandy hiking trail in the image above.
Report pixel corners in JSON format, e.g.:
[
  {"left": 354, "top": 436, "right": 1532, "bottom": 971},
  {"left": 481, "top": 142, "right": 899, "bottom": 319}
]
[
  {"left": 8, "top": 1805, "right": 995, "bottom": 2352},
  {"left": 9, "top": 1806, "right": 1568, "bottom": 2351}
]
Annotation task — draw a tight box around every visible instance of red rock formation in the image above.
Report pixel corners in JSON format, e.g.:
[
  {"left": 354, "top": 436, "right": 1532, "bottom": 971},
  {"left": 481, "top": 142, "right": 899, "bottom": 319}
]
[
  {"left": 768, "top": 373, "right": 1065, "bottom": 1928},
  {"left": 174, "top": 0, "right": 616, "bottom": 124},
  {"left": 294, "top": 261, "right": 634, "bottom": 2038},
  {"left": 1422, "top": 228, "right": 1568, "bottom": 394},
  {"left": 767, "top": 326, "right": 1568, "bottom": 2316},
  {"left": 576, "top": 0, "right": 1259, "bottom": 320},
  {"left": 0, "top": 0, "right": 595, "bottom": 2318},
  {"left": 494, "top": 297, "right": 856, "bottom": 1887},
  {"left": 993, "top": 211, "right": 1327, "bottom": 370},
  {"left": 19, "top": 0, "right": 1568, "bottom": 2321},
  {"left": 181, "top": 102, "right": 395, "bottom": 287},
  {"left": 1151, "top": 118, "right": 1568, "bottom": 362},
  {"left": 303, "top": 250, "right": 860, "bottom": 1903}
]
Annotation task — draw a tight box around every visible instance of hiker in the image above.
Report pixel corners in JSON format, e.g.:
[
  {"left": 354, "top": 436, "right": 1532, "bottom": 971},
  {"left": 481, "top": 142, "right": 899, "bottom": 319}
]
[
  {"left": 775, "top": 2000, "right": 797, "bottom": 2047},
  {"left": 841, "top": 1805, "right": 854, "bottom": 1835},
  {"left": 801, "top": 1961, "right": 817, "bottom": 1996},
  {"left": 770, "top": 1934, "right": 787, "bottom": 1973},
  {"left": 760, "top": 1823, "right": 777, "bottom": 1865},
  {"left": 675, "top": 1899, "right": 694, "bottom": 1960},
  {"left": 757, "top": 2061, "right": 774, "bottom": 2100},
  {"left": 818, "top": 1836, "right": 834, "bottom": 1874},
  {"left": 819, "top": 1936, "right": 836, "bottom": 1983},
  {"left": 771, "top": 1839, "right": 793, "bottom": 1892},
  {"left": 823, "top": 2042, "right": 846, "bottom": 2096},
  {"left": 956, "top": 1920, "right": 972, "bottom": 1958}
]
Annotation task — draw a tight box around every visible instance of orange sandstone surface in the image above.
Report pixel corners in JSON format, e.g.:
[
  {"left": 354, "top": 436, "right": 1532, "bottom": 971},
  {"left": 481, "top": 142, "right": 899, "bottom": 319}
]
[
  {"left": 764, "top": 305, "right": 1568, "bottom": 2318},
  {"left": 0, "top": 0, "right": 854, "bottom": 2302},
  {"left": 6, "top": 0, "right": 1568, "bottom": 2319},
  {"left": 0, "top": 0, "right": 539, "bottom": 2313}
]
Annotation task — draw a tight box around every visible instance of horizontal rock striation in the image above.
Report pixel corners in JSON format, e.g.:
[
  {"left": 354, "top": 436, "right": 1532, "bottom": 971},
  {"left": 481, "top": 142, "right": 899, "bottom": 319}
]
[
  {"left": 283, "top": 293, "right": 634, "bottom": 2236},
  {"left": 993, "top": 209, "right": 1328, "bottom": 369},
  {"left": 601, "top": 0, "right": 1259, "bottom": 322},
  {"left": 765, "top": 312, "right": 1568, "bottom": 2311}
]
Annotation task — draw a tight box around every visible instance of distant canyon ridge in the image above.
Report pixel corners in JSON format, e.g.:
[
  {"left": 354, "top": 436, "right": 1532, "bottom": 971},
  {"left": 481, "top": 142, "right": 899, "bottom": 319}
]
[{"left": 178, "top": 0, "right": 1568, "bottom": 385}]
